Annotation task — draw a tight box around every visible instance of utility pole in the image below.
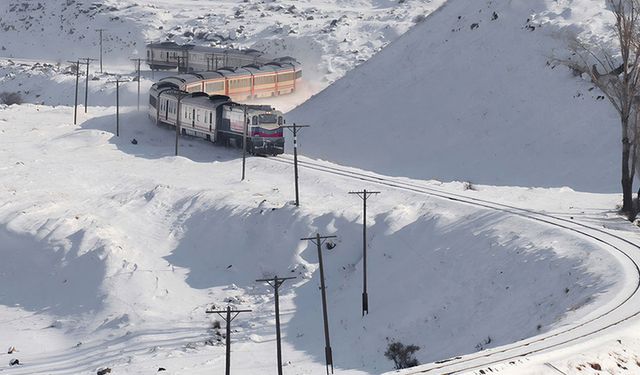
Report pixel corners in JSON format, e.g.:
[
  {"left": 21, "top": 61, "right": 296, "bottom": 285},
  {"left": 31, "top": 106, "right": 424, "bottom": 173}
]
[
  {"left": 106, "top": 77, "right": 124, "bottom": 136},
  {"left": 281, "top": 123, "right": 309, "bottom": 206},
  {"left": 131, "top": 58, "right": 143, "bottom": 111},
  {"left": 256, "top": 276, "right": 296, "bottom": 375},
  {"left": 96, "top": 29, "right": 105, "bottom": 73},
  {"left": 176, "top": 56, "right": 186, "bottom": 72},
  {"left": 206, "top": 305, "right": 252, "bottom": 375},
  {"left": 242, "top": 104, "right": 248, "bottom": 181},
  {"left": 166, "top": 90, "right": 190, "bottom": 156},
  {"left": 68, "top": 60, "right": 81, "bottom": 125},
  {"left": 301, "top": 233, "right": 338, "bottom": 375},
  {"left": 80, "top": 57, "right": 97, "bottom": 113},
  {"left": 348, "top": 189, "right": 380, "bottom": 316}
]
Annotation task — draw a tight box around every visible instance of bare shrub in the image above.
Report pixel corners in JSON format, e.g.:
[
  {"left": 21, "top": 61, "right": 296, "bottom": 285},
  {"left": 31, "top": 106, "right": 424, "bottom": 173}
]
[{"left": 384, "top": 341, "right": 420, "bottom": 369}]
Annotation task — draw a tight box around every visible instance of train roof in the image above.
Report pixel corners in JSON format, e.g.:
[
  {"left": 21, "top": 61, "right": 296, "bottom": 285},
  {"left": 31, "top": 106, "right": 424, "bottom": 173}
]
[{"left": 181, "top": 93, "right": 231, "bottom": 108}]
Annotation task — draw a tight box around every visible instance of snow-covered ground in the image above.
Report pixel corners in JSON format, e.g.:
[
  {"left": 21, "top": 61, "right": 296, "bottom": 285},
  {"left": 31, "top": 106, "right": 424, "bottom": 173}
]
[
  {"left": 2, "top": 0, "right": 640, "bottom": 374},
  {"left": 0, "top": 104, "right": 632, "bottom": 374}
]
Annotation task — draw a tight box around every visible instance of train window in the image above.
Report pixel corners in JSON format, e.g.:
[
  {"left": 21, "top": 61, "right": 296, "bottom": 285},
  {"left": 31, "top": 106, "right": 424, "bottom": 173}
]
[
  {"left": 252, "top": 116, "right": 258, "bottom": 125},
  {"left": 278, "top": 116, "right": 283, "bottom": 125},
  {"left": 205, "top": 81, "right": 224, "bottom": 92}
]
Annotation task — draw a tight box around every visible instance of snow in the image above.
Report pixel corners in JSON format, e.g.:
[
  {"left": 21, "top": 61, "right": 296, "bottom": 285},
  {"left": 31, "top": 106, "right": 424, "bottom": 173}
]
[
  {"left": 2, "top": 0, "right": 640, "bottom": 374},
  {"left": 288, "top": 0, "right": 620, "bottom": 193}
]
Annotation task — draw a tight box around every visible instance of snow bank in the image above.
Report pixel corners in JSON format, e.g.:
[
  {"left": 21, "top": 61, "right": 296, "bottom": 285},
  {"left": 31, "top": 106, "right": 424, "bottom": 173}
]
[{"left": 288, "top": 0, "right": 620, "bottom": 193}]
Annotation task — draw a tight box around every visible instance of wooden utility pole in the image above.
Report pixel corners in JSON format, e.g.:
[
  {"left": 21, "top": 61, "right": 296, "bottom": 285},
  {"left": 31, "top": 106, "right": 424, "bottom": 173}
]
[
  {"left": 106, "top": 77, "right": 123, "bottom": 136},
  {"left": 256, "top": 276, "right": 296, "bottom": 375},
  {"left": 281, "top": 123, "right": 309, "bottom": 206},
  {"left": 131, "top": 58, "right": 143, "bottom": 110},
  {"left": 301, "top": 233, "right": 338, "bottom": 375},
  {"left": 80, "top": 58, "right": 97, "bottom": 113},
  {"left": 164, "top": 90, "right": 190, "bottom": 156},
  {"left": 348, "top": 189, "right": 380, "bottom": 316},
  {"left": 96, "top": 29, "right": 105, "bottom": 73},
  {"left": 242, "top": 104, "right": 248, "bottom": 181},
  {"left": 68, "top": 60, "right": 80, "bottom": 125},
  {"left": 206, "top": 305, "right": 252, "bottom": 375}
]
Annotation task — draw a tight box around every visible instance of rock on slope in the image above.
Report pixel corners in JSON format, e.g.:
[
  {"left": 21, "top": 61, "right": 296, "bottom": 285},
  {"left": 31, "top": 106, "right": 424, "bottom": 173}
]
[{"left": 288, "top": 0, "right": 620, "bottom": 193}]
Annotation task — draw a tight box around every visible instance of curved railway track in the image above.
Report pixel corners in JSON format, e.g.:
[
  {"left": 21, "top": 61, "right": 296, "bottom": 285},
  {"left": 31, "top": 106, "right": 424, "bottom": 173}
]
[{"left": 269, "top": 154, "right": 640, "bottom": 374}]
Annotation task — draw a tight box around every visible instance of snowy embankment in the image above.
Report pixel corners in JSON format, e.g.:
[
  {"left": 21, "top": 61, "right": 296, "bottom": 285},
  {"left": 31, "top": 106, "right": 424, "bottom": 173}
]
[
  {"left": 0, "top": 104, "right": 625, "bottom": 374},
  {"left": 288, "top": 0, "right": 620, "bottom": 193}
]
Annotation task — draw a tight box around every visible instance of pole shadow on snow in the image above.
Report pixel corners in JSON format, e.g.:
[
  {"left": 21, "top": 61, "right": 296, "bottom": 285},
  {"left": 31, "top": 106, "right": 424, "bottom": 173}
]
[
  {"left": 79, "top": 109, "right": 242, "bottom": 163},
  {"left": 162, "top": 202, "right": 614, "bottom": 373},
  {"left": 283, "top": 210, "right": 614, "bottom": 373}
]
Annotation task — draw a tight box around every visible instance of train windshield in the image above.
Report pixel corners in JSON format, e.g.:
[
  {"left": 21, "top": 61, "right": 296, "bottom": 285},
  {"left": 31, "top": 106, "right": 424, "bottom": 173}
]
[{"left": 258, "top": 114, "right": 278, "bottom": 124}]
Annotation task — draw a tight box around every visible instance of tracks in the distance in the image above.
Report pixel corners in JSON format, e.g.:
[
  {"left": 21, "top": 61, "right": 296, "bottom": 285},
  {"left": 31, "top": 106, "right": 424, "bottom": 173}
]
[{"left": 268, "top": 155, "right": 640, "bottom": 374}]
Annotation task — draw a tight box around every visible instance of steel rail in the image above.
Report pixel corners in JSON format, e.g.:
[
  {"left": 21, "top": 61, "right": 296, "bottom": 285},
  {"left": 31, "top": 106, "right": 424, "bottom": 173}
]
[{"left": 267, "top": 155, "right": 640, "bottom": 374}]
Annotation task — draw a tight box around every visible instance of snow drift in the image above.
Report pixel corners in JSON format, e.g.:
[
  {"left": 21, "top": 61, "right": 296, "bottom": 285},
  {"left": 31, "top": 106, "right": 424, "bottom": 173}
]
[{"left": 288, "top": 0, "right": 620, "bottom": 193}]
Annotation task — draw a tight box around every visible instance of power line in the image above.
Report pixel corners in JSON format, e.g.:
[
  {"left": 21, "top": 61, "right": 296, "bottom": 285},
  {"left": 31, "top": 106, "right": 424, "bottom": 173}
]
[
  {"left": 301, "top": 233, "right": 338, "bottom": 375},
  {"left": 348, "top": 189, "right": 380, "bottom": 316}
]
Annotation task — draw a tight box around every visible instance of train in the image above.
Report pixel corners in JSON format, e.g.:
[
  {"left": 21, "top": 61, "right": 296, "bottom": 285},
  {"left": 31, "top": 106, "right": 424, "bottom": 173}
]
[
  {"left": 155, "top": 59, "right": 301, "bottom": 101},
  {"left": 146, "top": 42, "right": 302, "bottom": 101},
  {"left": 148, "top": 82, "right": 285, "bottom": 156},
  {"left": 147, "top": 41, "right": 288, "bottom": 72}
]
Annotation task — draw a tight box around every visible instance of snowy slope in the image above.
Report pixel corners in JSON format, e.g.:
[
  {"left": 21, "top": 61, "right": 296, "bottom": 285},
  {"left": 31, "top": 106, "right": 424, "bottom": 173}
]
[
  {"left": 2, "top": 0, "right": 640, "bottom": 374},
  {"left": 0, "top": 104, "right": 627, "bottom": 374},
  {"left": 0, "top": 0, "right": 444, "bottom": 85},
  {"left": 288, "top": 0, "right": 620, "bottom": 193}
]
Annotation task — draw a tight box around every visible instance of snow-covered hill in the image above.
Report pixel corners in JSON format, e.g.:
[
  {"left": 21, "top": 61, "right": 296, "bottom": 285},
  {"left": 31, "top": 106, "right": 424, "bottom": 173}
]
[
  {"left": 0, "top": 0, "right": 444, "bottom": 84},
  {"left": 288, "top": 0, "right": 620, "bottom": 193},
  {"left": 2, "top": 0, "right": 640, "bottom": 374},
  {"left": 0, "top": 104, "right": 625, "bottom": 374}
]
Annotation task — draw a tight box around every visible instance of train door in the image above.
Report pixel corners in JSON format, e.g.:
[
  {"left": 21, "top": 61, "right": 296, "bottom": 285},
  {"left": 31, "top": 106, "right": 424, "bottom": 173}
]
[{"left": 164, "top": 99, "right": 169, "bottom": 121}]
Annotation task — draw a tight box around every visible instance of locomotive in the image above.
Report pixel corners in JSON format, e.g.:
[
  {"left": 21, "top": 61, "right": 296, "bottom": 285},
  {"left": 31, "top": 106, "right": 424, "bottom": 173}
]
[{"left": 148, "top": 82, "right": 285, "bottom": 156}]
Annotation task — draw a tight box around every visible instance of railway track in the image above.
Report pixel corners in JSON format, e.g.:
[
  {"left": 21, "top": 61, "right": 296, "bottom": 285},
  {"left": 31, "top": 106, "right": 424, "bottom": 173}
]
[{"left": 269, "top": 154, "right": 640, "bottom": 374}]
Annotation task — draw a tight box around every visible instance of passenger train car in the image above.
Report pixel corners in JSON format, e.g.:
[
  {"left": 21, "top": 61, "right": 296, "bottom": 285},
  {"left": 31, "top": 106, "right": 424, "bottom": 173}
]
[
  {"left": 146, "top": 42, "right": 270, "bottom": 72},
  {"left": 148, "top": 83, "right": 285, "bottom": 155},
  {"left": 157, "top": 58, "right": 301, "bottom": 101}
]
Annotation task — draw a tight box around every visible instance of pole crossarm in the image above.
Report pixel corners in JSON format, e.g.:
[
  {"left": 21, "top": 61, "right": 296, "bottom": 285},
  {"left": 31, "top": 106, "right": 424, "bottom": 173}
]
[
  {"left": 256, "top": 276, "right": 297, "bottom": 288},
  {"left": 281, "top": 124, "right": 310, "bottom": 132},
  {"left": 300, "top": 234, "right": 337, "bottom": 245},
  {"left": 206, "top": 308, "right": 252, "bottom": 321},
  {"left": 348, "top": 190, "right": 381, "bottom": 199}
]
